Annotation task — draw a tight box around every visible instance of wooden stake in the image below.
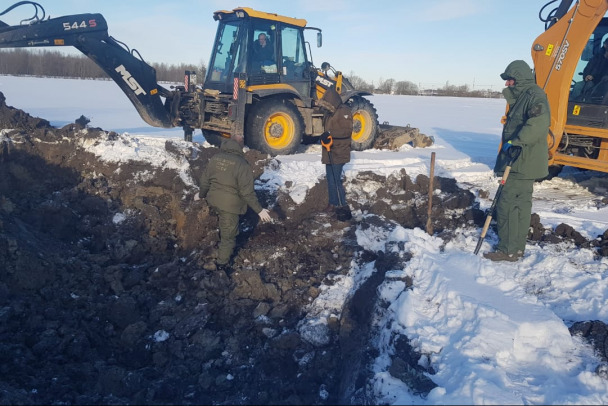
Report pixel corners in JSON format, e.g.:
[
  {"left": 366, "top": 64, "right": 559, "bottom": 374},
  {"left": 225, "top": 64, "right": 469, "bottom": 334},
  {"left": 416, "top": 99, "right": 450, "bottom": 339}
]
[{"left": 426, "top": 152, "right": 436, "bottom": 235}]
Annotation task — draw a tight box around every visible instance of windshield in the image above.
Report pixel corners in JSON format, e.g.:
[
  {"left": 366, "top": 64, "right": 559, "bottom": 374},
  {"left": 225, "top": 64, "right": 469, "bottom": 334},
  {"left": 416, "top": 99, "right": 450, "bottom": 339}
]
[
  {"left": 569, "top": 17, "right": 608, "bottom": 104},
  {"left": 209, "top": 21, "right": 241, "bottom": 82}
]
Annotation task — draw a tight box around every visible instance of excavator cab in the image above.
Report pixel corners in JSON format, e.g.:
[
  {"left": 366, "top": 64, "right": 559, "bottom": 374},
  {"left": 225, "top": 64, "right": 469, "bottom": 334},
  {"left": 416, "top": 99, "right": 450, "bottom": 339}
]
[
  {"left": 568, "top": 21, "right": 608, "bottom": 105},
  {"left": 198, "top": 7, "right": 379, "bottom": 156},
  {"left": 533, "top": 0, "right": 608, "bottom": 174},
  {"left": 205, "top": 8, "right": 316, "bottom": 103},
  {"left": 561, "top": 19, "right": 608, "bottom": 163}
]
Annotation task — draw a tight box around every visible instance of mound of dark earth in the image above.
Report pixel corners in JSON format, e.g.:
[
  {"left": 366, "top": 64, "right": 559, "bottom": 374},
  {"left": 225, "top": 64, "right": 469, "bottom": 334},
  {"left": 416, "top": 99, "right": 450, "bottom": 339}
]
[{"left": 1, "top": 91, "right": 607, "bottom": 405}]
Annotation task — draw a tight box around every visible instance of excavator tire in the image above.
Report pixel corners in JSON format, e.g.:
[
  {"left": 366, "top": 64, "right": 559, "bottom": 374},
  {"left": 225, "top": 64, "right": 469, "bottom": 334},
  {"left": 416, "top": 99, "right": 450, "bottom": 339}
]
[
  {"left": 537, "top": 164, "right": 564, "bottom": 182},
  {"left": 246, "top": 98, "right": 303, "bottom": 156},
  {"left": 348, "top": 96, "right": 379, "bottom": 151},
  {"left": 202, "top": 130, "right": 228, "bottom": 147}
]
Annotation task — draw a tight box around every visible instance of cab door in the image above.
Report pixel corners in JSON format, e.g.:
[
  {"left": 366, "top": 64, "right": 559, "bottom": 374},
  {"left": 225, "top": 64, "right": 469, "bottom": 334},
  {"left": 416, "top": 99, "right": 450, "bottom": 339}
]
[
  {"left": 279, "top": 25, "right": 312, "bottom": 101},
  {"left": 206, "top": 20, "right": 243, "bottom": 92}
]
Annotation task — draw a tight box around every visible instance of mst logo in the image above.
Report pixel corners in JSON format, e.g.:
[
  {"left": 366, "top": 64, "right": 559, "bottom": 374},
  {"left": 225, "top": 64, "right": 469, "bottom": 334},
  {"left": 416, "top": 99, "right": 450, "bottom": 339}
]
[
  {"left": 315, "top": 76, "right": 333, "bottom": 88},
  {"left": 555, "top": 39, "right": 570, "bottom": 71},
  {"left": 115, "top": 65, "right": 146, "bottom": 96}
]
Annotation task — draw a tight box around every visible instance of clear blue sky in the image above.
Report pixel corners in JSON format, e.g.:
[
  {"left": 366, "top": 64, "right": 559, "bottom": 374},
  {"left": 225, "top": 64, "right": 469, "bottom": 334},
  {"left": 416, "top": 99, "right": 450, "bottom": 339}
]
[{"left": 3, "top": 0, "right": 556, "bottom": 91}]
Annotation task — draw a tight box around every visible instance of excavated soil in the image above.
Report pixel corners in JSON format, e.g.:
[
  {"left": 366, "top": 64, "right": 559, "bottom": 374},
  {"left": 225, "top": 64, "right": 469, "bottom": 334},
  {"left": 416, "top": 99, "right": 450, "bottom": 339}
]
[{"left": 1, "top": 91, "right": 608, "bottom": 405}]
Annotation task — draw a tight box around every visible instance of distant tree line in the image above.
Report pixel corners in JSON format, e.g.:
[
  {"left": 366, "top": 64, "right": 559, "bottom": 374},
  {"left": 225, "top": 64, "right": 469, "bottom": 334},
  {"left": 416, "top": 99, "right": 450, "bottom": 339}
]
[
  {"left": 0, "top": 49, "right": 501, "bottom": 98},
  {"left": 0, "top": 49, "right": 206, "bottom": 83},
  {"left": 347, "top": 72, "right": 503, "bottom": 98}
]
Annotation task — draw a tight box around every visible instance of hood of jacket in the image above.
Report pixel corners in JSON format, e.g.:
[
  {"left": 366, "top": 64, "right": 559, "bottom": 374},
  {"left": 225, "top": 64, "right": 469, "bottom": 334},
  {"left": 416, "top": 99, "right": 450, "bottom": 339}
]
[
  {"left": 220, "top": 138, "right": 244, "bottom": 155},
  {"left": 500, "top": 59, "right": 536, "bottom": 99}
]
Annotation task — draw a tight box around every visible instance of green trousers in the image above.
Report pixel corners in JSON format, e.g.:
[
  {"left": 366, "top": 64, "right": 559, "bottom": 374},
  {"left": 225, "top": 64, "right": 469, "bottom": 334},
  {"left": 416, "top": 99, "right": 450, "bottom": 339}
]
[
  {"left": 495, "top": 177, "right": 534, "bottom": 255},
  {"left": 215, "top": 208, "right": 240, "bottom": 265}
]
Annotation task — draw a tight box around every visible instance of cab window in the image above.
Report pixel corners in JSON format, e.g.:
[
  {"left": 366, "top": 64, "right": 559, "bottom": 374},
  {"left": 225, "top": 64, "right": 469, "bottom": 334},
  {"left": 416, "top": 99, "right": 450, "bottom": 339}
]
[
  {"left": 281, "top": 26, "right": 307, "bottom": 78},
  {"left": 251, "top": 23, "right": 277, "bottom": 73},
  {"left": 210, "top": 21, "right": 240, "bottom": 82}
]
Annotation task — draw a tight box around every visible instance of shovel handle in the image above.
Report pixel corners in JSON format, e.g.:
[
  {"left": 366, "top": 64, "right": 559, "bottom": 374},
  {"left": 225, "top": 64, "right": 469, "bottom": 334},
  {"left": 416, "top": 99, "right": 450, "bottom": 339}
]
[
  {"left": 321, "top": 135, "right": 333, "bottom": 151},
  {"left": 473, "top": 149, "right": 520, "bottom": 255},
  {"left": 474, "top": 215, "right": 493, "bottom": 254}
]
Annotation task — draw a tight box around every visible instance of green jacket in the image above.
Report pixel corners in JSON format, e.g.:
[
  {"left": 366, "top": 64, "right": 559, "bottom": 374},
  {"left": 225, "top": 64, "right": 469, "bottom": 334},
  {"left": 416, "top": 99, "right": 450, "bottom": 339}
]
[
  {"left": 199, "top": 138, "right": 264, "bottom": 215},
  {"left": 494, "top": 60, "right": 550, "bottom": 180}
]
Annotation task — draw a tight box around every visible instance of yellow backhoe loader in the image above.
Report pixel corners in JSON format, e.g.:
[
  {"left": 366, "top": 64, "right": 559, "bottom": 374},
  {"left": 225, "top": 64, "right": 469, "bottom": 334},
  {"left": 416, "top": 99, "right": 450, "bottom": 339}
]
[{"left": 0, "top": 2, "right": 420, "bottom": 156}]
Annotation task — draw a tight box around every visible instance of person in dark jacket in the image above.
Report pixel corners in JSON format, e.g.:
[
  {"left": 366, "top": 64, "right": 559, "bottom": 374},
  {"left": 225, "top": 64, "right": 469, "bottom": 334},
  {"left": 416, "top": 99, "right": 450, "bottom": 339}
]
[
  {"left": 199, "top": 134, "right": 272, "bottom": 271},
  {"left": 576, "top": 39, "right": 608, "bottom": 102},
  {"left": 318, "top": 86, "right": 353, "bottom": 221},
  {"left": 582, "top": 39, "right": 608, "bottom": 85},
  {"left": 252, "top": 33, "right": 274, "bottom": 71},
  {"left": 484, "top": 60, "right": 550, "bottom": 262}
]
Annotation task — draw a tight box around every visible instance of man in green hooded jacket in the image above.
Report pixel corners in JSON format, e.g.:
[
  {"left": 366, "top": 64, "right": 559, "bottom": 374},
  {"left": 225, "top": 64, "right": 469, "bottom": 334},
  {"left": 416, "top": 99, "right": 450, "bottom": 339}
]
[
  {"left": 484, "top": 60, "right": 550, "bottom": 262},
  {"left": 199, "top": 134, "right": 272, "bottom": 271}
]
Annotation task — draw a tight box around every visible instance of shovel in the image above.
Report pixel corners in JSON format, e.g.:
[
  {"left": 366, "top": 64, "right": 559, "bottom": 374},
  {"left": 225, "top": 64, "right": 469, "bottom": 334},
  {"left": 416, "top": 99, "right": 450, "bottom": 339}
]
[
  {"left": 321, "top": 135, "right": 352, "bottom": 221},
  {"left": 474, "top": 146, "right": 522, "bottom": 255}
]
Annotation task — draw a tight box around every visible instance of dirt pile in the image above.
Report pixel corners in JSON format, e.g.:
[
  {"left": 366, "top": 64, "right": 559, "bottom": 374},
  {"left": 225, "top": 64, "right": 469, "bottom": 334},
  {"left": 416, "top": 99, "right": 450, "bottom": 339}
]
[{"left": 1, "top": 92, "right": 607, "bottom": 405}]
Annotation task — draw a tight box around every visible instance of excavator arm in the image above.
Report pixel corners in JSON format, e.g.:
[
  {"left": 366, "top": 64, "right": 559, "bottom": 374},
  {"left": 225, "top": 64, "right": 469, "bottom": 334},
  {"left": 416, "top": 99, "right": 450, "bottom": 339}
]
[{"left": 0, "top": 1, "right": 200, "bottom": 131}]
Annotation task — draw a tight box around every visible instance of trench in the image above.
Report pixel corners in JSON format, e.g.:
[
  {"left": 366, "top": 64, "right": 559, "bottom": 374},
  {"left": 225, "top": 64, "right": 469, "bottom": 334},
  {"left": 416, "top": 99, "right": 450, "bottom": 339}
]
[
  {"left": 331, "top": 238, "right": 435, "bottom": 404},
  {"left": 335, "top": 249, "right": 392, "bottom": 404}
]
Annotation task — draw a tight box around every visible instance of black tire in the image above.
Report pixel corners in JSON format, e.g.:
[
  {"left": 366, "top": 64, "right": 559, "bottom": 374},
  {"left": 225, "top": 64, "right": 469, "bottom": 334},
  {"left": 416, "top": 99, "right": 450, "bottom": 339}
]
[
  {"left": 537, "top": 164, "right": 563, "bottom": 182},
  {"left": 245, "top": 98, "right": 304, "bottom": 156},
  {"left": 547, "top": 164, "right": 564, "bottom": 179},
  {"left": 348, "top": 96, "right": 379, "bottom": 151}
]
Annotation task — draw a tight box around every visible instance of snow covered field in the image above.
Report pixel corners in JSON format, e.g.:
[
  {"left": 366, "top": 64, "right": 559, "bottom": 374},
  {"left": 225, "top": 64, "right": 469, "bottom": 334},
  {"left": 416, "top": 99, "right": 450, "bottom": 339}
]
[{"left": 2, "top": 75, "right": 608, "bottom": 404}]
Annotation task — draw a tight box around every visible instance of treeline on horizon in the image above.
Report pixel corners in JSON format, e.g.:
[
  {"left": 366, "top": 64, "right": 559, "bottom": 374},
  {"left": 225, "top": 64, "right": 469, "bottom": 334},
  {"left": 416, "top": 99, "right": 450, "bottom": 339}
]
[
  {"left": 0, "top": 49, "right": 501, "bottom": 98},
  {"left": 0, "top": 49, "right": 206, "bottom": 84},
  {"left": 346, "top": 73, "right": 502, "bottom": 98}
]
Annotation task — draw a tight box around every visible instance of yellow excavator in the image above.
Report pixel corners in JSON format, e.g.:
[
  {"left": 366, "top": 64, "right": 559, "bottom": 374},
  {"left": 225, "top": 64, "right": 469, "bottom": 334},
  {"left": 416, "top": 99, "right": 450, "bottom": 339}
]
[
  {"left": 0, "top": 2, "right": 405, "bottom": 156},
  {"left": 532, "top": 0, "right": 608, "bottom": 175}
]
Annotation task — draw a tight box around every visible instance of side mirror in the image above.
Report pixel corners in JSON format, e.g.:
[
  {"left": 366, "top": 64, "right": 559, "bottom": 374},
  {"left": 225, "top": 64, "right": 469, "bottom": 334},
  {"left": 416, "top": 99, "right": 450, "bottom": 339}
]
[{"left": 317, "top": 32, "right": 322, "bottom": 47}]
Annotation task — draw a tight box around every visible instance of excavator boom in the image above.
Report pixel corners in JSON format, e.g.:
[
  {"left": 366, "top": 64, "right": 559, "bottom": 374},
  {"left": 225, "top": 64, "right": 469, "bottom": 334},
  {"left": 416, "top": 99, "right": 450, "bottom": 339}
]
[{"left": 0, "top": 5, "right": 179, "bottom": 129}]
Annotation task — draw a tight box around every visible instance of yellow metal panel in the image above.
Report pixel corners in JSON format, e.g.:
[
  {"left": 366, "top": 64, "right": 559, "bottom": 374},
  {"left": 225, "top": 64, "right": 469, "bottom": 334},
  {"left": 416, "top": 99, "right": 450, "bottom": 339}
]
[
  {"left": 246, "top": 83, "right": 299, "bottom": 93},
  {"left": 214, "top": 7, "right": 307, "bottom": 27},
  {"left": 565, "top": 124, "right": 608, "bottom": 139},
  {"left": 553, "top": 151, "right": 608, "bottom": 171}
]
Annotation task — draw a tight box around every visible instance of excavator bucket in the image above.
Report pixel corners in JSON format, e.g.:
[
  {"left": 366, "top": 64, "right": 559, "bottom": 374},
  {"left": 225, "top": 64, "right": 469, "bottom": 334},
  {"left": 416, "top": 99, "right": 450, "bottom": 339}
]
[{"left": 374, "top": 123, "right": 434, "bottom": 150}]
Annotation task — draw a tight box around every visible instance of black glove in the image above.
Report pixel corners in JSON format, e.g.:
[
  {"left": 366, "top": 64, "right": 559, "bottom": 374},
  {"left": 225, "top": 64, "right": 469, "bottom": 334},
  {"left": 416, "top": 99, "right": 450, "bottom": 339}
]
[{"left": 320, "top": 131, "right": 332, "bottom": 145}]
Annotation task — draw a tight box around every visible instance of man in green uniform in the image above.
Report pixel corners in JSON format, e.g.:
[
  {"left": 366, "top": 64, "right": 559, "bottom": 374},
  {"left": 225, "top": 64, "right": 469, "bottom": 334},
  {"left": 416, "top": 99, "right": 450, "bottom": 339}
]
[
  {"left": 484, "top": 60, "right": 550, "bottom": 262},
  {"left": 199, "top": 134, "right": 272, "bottom": 271}
]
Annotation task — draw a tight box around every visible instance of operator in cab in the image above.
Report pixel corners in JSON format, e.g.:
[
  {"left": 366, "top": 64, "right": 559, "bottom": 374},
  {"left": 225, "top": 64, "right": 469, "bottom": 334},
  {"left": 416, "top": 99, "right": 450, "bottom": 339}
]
[
  {"left": 582, "top": 39, "right": 608, "bottom": 103},
  {"left": 572, "top": 38, "right": 608, "bottom": 103},
  {"left": 252, "top": 32, "right": 275, "bottom": 72}
]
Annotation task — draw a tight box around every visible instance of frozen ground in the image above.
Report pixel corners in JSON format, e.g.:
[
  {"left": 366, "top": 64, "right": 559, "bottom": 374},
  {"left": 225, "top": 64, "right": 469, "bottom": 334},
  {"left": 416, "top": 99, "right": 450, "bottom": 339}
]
[{"left": 1, "top": 75, "right": 608, "bottom": 404}]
